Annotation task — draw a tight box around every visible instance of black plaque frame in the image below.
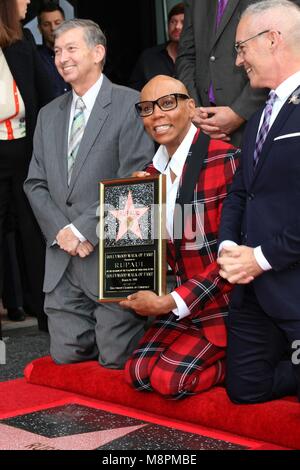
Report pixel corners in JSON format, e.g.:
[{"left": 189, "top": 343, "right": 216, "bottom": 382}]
[{"left": 99, "top": 174, "right": 166, "bottom": 302}]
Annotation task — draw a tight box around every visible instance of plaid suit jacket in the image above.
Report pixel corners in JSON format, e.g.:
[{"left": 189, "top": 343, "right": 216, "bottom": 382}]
[{"left": 147, "top": 130, "right": 240, "bottom": 347}]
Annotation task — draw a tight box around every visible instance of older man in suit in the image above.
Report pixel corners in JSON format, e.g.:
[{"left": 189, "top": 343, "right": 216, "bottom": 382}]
[
  {"left": 176, "top": 0, "right": 297, "bottom": 146},
  {"left": 121, "top": 75, "right": 240, "bottom": 398},
  {"left": 24, "top": 19, "right": 154, "bottom": 368},
  {"left": 218, "top": 0, "right": 300, "bottom": 404}
]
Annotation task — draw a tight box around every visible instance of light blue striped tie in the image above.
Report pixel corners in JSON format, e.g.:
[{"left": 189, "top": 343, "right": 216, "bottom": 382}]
[{"left": 68, "top": 97, "right": 86, "bottom": 184}]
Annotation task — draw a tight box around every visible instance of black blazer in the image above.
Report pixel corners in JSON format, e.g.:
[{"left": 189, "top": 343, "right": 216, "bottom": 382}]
[
  {"left": 219, "top": 86, "right": 300, "bottom": 321},
  {"left": 3, "top": 29, "right": 53, "bottom": 159}
]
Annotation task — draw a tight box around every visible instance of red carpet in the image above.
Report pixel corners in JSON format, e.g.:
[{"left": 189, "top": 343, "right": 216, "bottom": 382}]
[
  {"left": 23, "top": 356, "right": 300, "bottom": 450},
  {"left": 1, "top": 378, "right": 286, "bottom": 450}
]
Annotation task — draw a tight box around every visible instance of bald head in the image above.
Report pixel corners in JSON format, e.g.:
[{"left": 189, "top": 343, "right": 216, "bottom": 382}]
[{"left": 141, "top": 75, "right": 189, "bottom": 102}]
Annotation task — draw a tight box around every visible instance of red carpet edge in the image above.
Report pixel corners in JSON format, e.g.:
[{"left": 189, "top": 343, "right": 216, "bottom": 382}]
[{"left": 23, "top": 356, "right": 300, "bottom": 449}]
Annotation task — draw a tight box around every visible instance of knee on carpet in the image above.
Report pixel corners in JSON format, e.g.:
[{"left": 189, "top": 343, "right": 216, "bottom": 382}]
[
  {"left": 226, "top": 378, "right": 274, "bottom": 404},
  {"left": 150, "top": 368, "right": 198, "bottom": 398},
  {"left": 124, "top": 358, "right": 152, "bottom": 390},
  {"left": 50, "top": 347, "right": 95, "bottom": 365}
]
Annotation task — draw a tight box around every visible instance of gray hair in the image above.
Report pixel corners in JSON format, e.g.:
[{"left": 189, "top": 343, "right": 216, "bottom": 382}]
[
  {"left": 241, "top": 0, "right": 300, "bottom": 53},
  {"left": 54, "top": 19, "right": 107, "bottom": 66},
  {"left": 242, "top": 0, "right": 300, "bottom": 17}
]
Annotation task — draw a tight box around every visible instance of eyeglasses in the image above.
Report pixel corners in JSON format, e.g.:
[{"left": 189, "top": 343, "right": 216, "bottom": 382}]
[
  {"left": 234, "top": 29, "right": 271, "bottom": 55},
  {"left": 135, "top": 93, "right": 190, "bottom": 117}
]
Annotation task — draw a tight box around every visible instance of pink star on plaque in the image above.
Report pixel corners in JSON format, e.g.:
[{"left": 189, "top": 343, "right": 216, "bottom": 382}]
[{"left": 110, "top": 191, "right": 148, "bottom": 241}]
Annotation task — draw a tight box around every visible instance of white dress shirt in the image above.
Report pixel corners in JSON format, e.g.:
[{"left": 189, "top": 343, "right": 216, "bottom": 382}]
[
  {"left": 220, "top": 70, "right": 300, "bottom": 270},
  {"left": 153, "top": 123, "right": 198, "bottom": 319},
  {"left": 66, "top": 74, "right": 104, "bottom": 242}
]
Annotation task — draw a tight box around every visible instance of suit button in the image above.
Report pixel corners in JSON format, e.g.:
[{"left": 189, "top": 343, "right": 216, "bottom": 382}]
[
  {"left": 66, "top": 201, "right": 72, "bottom": 207},
  {"left": 248, "top": 193, "right": 254, "bottom": 201},
  {"left": 210, "top": 55, "right": 216, "bottom": 62}
]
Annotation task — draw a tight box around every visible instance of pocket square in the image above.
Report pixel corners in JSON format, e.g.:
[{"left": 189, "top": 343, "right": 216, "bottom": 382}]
[{"left": 274, "top": 132, "right": 300, "bottom": 141}]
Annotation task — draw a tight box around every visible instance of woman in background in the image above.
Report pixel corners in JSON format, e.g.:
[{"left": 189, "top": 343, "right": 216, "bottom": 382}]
[{"left": 0, "top": 0, "right": 53, "bottom": 330}]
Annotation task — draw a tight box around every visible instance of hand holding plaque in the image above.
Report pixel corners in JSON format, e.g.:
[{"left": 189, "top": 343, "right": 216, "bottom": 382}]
[{"left": 99, "top": 174, "right": 166, "bottom": 301}]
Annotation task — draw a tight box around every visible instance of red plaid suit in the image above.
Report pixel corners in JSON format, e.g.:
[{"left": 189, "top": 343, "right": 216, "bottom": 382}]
[{"left": 125, "top": 130, "right": 240, "bottom": 398}]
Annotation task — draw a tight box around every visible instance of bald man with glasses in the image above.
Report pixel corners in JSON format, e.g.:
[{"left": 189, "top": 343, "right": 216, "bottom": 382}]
[{"left": 121, "top": 75, "right": 240, "bottom": 399}]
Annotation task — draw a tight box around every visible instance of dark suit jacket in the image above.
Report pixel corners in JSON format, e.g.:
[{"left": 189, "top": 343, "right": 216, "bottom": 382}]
[
  {"left": 3, "top": 29, "right": 53, "bottom": 160},
  {"left": 219, "top": 85, "right": 300, "bottom": 321},
  {"left": 175, "top": 0, "right": 269, "bottom": 146},
  {"left": 129, "top": 43, "right": 175, "bottom": 91},
  {"left": 147, "top": 130, "right": 240, "bottom": 346}
]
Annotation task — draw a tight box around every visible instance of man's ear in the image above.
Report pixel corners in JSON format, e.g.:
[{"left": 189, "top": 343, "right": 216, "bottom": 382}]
[
  {"left": 94, "top": 44, "right": 106, "bottom": 65},
  {"left": 188, "top": 98, "right": 196, "bottom": 118}
]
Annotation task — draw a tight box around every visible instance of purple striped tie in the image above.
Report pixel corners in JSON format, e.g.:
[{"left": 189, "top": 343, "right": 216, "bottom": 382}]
[
  {"left": 216, "top": 0, "right": 228, "bottom": 29},
  {"left": 253, "top": 90, "right": 277, "bottom": 166},
  {"left": 209, "top": 0, "right": 229, "bottom": 103}
]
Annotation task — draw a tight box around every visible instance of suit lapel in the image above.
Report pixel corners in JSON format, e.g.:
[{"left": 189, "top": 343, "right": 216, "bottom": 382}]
[
  {"left": 66, "top": 76, "right": 111, "bottom": 195},
  {"left": 244, "top": 109, "right": 263, "bottom": 184},
  {"left": 251, "top": 89, "right": 299, "bottom": 185},
  {"left": 211, "top": 0, "right": 239, "bottom": 50},
  {"left": 54, "top": 93, "right": 72, "bottom": 190},
  {"left": 174, "top": 130, "right": 210, "bottom": 259}
]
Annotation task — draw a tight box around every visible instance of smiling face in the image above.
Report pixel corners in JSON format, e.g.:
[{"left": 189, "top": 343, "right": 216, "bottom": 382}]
[
  {"left": 140, "top": 75, "right": 195, "bottom": 157},
  {"left": 54, "top": 27, "right": 105, "bottom": 95},
  {"left": 235, "top": 15, "right": 277, "bottom": 89}
]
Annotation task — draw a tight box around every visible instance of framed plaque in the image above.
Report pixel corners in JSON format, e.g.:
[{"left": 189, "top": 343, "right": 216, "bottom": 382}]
[{"left": 99, "top": 174, "right": 166, "bottom": 302}]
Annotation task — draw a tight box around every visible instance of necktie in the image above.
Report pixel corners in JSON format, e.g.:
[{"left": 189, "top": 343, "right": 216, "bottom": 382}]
[
  {"left": 253, "top": 90, "right": 277, "bottom": 166},
  {"left": 216, "top": 0, "right": 228, "bottom": 29},
  {"left": 68, "top": 97, "right": 86, "bottom": 184},
  {"left": 208, "top": 0, "right": 229, "bottom": 103}
]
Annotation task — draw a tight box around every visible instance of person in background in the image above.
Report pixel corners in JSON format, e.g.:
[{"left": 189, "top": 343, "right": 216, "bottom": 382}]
[
  {"left": 122, "top": 75, "right": 240, "bottom": 398},
  {"left": 129, "top": 3, "right": 184, "bottom": 91},
  {"left": 37, "top": 2, "right": 70, "bottom": 97},
  {"left": 176, "top": 0, "right": 270, "bottom": 146},
  {"left": 218, "top": 0, "right": 300, "bottom": 404},
  {"left": 0, "top": 0, "right": 52, "bottom": 328},
  {"left": 24, "top": 19, "right": 154, "bottom": 368}
]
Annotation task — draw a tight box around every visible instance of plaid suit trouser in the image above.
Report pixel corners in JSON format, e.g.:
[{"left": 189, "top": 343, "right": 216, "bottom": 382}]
[{"left": 125, "top": 313, "right": 226, "bottom": 399}]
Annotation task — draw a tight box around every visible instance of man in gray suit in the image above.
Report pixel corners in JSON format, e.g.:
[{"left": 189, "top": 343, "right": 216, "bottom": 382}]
[
  {"left": 176, "top": 0, "right": 270, "bottom": 146},
  {"left": 24, "top": 19, "right": 154, "bottom": 368}
]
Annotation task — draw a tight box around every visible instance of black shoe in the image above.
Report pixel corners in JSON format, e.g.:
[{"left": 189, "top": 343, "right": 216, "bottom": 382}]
[{"left": 7, "top": 307, "right": 26, "bottom": 322}]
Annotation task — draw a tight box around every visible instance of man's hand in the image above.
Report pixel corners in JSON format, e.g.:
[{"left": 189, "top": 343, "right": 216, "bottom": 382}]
[
  {"left": 120, "top": 291, "right": 176, "bottom": 316},
  {"left": 217, "top": 245, "right": 263, "bottom": 284},
  {"left": 56, "top": 227, "right": 80, "bottom": 256},
  {"left": 76, "top": 240, "right": 94, "bottom": 258},
  {"left": 193, "top": 106, "right": 245, "bottom": 141}
]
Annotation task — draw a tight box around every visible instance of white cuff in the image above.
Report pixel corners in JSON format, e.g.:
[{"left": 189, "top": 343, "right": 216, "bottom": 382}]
[
  {"left": 254, "top": 246, "right": 272, "bottom": 271},
  {"left": 170, "top": 291, "right": 191, "bottom": 320},
  {"left": 218, "top": 240, "right": 238, "bottom": 256}
]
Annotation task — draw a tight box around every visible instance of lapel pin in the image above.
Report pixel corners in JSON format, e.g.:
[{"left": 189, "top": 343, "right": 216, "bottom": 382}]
[{"left": 288, "top": 94, "right": 300, "bottom": 105}]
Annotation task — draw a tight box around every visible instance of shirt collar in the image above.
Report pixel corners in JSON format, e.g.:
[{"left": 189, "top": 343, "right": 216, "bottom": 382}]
[
  {"left": 72, "top": 73, "right": 103, "bottom": 112},
  {"left": 152, "top": 123, "right": 197, "bottom": 176},
  {"left": 274, "top": 70, "right": 300, "bottom": 103}
]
